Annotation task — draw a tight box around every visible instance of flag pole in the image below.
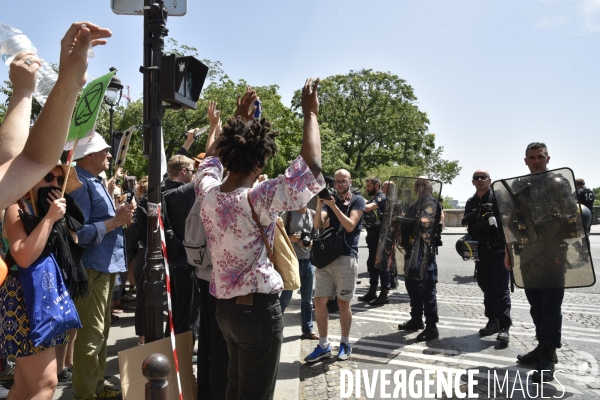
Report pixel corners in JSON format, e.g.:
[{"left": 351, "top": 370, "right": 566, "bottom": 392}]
[{"left": 61, "top": 137, "right": 79, "bottom": 198}]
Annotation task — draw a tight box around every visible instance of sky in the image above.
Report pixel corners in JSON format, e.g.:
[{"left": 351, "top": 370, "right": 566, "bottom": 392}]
[{"left": 1, "top": 0, "right": 599, "bottom": 204}]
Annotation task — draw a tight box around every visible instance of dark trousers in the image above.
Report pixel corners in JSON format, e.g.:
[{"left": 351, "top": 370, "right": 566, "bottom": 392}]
[
  {"left": 367, "top": 235, "right": 390, "bottom": 289},
  {"left": 216, "top": 293, "right": 283, "bottom": 400},
  {"left": 524, "top": 287, "right": 564, "bottom": 348},
  {"left": 405, "top": 261, "right": 438, "bottom": 324},
  {"left": 476, "top": 249, "right": 511, "bottom": 328},
  {"left": 165, "top": 263, "right": 200, "bottom": 341},
  {"left": 197, "top": 279, "right": 229, "bottom": 400},
  {"left": 133, "top": 248, "right": 146, "bottom": 337}
]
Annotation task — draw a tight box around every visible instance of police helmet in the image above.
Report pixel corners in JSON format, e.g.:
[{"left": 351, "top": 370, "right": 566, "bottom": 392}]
[{"left": 455, "top": 235, "right": 479, "bottom": 261}]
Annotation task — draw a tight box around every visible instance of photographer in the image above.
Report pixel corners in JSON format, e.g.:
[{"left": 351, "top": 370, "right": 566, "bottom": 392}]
[
  {"left": 280, "top": 205, "right": 318, "bottom": 340},
  {"left": 462, "top": 169, "right": 511, "bottom": 343},
  {"left": 307, "top": 169, "right": 365, "bottom": 363}
]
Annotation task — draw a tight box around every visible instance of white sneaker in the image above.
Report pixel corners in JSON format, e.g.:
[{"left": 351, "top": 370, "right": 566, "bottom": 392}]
[{"left": 0, "top": 383, "right": 10, "bottom": 399}]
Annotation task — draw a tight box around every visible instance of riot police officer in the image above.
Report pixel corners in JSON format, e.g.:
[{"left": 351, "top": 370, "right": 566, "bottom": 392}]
[
  {"left": 358, "top": 177, "right": 390, "bottom": 305},
  {"left": 462, "top": 169, "right": 511, "bottom": 344},
  {"left": 397, "top": 176, "right": 443, "bottom": 342}
]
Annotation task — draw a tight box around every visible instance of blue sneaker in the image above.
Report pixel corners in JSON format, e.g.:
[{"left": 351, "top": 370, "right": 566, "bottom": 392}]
[
  {"left": 338, "top": 342, "right": 352, "bottom": 361},
  {"left": 305, "top": 345, "right": 332, "bottom": 363}
]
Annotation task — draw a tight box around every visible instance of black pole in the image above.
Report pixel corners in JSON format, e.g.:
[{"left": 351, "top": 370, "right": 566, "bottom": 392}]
[
  {"left": 143, "top": 0, "right": 168, "bottom": 343},
  {"left": 108, "top": 104, "right": 114, "bottom": 177}
]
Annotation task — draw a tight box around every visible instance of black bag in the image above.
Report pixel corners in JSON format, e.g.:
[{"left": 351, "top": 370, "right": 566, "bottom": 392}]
[
  {"left": 161, "top": 189, "right": 186, "bottom": 259},
  {"left": 310, "top": 226, "right": 345, "bottom": 269},
  {"left": 310, "top": 205, "right": 350, "bottom": 269}
]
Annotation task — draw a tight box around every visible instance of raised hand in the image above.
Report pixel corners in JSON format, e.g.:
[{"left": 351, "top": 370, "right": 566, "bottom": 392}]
[
  {"left": 45, "top": 189, "right": 67, "bottom": 223},
  {"left": 9, "top": 52, "right": 41, "bottom": 96},
  {"left": 207, "top": 101, "right": 221, "bottom": 127},
  {"left": 301, "top": 78, "right": 320, "bottom": 116},
  {"left": 234, "top": 86, "right": 259, "bottom": 121},
  {"left": 57, "top": 22, "right": 112, "bottom": 90}
]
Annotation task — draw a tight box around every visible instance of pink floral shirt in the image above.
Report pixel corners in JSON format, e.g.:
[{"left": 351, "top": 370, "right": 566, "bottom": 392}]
[{"left": 194, "top": 155, "right": 325, "bottom": 299}]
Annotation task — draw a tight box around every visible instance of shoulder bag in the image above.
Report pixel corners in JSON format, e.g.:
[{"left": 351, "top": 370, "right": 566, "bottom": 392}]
[
  {"left": 248, "top": 197, "right": 300, "bottom": 291},
  {"left": 310, "top": 205, "right": 350, "bottom": 269}
]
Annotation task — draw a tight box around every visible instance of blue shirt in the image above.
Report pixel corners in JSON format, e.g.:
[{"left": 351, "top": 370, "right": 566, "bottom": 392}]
[{"left": 69, "top": 166, "right": 126, "bottom": 274}]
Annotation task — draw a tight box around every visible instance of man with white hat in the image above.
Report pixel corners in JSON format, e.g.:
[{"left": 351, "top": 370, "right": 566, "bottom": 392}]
[{"left": 68, "top": 131, "right": 135, "bottom": 400}]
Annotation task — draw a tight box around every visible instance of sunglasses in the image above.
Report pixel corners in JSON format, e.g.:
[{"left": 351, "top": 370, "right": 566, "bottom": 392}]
[
  {"left": 44, "top": 173, "right": 65, "bottom": 187},
  {"left": 472, "top": 175, "right": 489, "bottom": 181}
]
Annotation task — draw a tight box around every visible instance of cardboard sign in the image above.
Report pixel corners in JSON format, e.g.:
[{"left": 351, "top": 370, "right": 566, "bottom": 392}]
[{"left": 118, "top": 331, "right": 197, "bottom": 400}]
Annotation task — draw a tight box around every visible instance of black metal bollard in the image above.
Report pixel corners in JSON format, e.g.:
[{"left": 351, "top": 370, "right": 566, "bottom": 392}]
[{"left": 142, "top": 353, "right": 171, "bottom": 400}]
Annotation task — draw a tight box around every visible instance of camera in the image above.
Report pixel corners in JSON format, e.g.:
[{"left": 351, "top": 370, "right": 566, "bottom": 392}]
[
  {"left": 317, "top": 187, "right": 341, "bottom": 202},
  {"left": 300, "top": 229, "right": 312, "bottom": 247}
]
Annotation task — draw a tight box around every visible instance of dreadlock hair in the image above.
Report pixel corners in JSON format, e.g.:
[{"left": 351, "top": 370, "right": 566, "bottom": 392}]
[{"left": 217, "top": 116, "right": 279, "bottom": 176}]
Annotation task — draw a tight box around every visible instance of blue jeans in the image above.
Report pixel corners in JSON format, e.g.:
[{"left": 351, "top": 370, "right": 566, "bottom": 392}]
[{"left": 279, "top": 259, "right": 315, "bottom": 335}]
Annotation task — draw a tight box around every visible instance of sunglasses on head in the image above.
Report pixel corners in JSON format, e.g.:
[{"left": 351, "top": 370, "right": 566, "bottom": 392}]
[
  {"left": 472, "top": 175, "right": 488, "bottom": 181},
  {"left": 44, "top": 173, "right": 65, "bottom": 187}
]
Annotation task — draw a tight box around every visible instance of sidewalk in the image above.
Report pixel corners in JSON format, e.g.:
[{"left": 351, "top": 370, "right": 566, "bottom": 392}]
[{"left": 52, "top": 291, "right": 304, "bottom": 399}]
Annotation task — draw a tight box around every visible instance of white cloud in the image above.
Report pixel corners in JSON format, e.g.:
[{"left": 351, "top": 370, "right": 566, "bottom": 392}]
[{"left": 580, "top": 0, "right": 600, "bottom": 30}]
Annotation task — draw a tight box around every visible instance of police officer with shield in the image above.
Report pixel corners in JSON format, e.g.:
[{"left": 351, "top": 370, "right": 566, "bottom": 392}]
[
  {"left": 462, "top": 170, "right": 511, "bottom": 343},
  {"left": 358, "top": 177, "right": 390, "bottom": 305},
  {"left": 397, "top": 176, "right": 442, "bottom": 342},
  {"left": 505, "top": 142, "right": 569, "bottom": 383}
]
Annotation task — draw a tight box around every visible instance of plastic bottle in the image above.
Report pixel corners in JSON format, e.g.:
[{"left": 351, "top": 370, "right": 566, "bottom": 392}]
[{"left": 0, "top": 23, "right": 58, "bottom": 106}]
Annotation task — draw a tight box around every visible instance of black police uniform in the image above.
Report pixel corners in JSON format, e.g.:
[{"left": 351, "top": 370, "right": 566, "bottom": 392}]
[
  {"left": 577, "top": 186, "right": 594, "bottom": 212},
  {"left": 403, "top": 195, "right": 440, "bottom": 326},
  {"left": 462, "top": 189, "right": 511, "bottom": 331},
  {"left": 365, "top": 190, "right": 389, "bottom": 289},
  {"left": 510, "top": 172, "right": 575, "bottom": 350}
]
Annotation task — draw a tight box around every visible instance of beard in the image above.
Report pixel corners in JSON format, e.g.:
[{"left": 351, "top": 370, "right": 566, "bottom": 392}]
[
  {"left": 336, "top": 186, "right": 350, "bottom": 196},
  {"left": 367, "top": 188, "right": 377, "bottom": 196}
]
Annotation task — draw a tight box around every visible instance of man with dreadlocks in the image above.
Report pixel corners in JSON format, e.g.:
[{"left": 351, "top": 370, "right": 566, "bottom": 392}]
[{"left": 194, "top": 80, "right": 324, "bottom": 399}]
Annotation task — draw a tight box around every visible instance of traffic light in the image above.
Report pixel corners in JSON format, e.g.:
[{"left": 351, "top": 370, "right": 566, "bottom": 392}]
[{"left": 160, "top": 54, "right": 209, "bottom": 110}]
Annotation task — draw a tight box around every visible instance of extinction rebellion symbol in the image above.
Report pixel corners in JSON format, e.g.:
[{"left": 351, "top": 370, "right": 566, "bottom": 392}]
[{"left": 74, "top": 81, "right": 105, "bottom": 127}]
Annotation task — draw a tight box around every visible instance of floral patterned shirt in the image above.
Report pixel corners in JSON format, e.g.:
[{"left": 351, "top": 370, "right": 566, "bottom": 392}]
[{"left": 195, "top": 155, "right": 324, "bottom": 299}]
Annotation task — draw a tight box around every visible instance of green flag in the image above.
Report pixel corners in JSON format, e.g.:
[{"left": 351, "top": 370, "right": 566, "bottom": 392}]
[{"left": 66, "top": 70, "right": 116, "bottom": 143}]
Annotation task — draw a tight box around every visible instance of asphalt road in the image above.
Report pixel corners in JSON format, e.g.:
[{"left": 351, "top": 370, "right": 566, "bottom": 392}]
[{"left": 355, "top": 232, "right": 600, "bottom": 295}]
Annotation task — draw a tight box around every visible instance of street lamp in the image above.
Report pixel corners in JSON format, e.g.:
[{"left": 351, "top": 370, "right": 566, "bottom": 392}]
[{"left": 104, "top": 67, "right": 123, "bottom": 177}]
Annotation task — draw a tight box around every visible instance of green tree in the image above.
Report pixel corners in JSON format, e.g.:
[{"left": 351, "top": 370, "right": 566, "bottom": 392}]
[{"left": 290, "top": 69, "right": 460, "bottom": 183}]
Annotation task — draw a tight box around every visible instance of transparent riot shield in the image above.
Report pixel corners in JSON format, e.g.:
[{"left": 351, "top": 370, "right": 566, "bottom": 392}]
[
  {"left": 492, "top": 167, "right": 595, "bottom": 289},
  {"left": 374, "top": 176, "right": 442, "bottom": 280}
]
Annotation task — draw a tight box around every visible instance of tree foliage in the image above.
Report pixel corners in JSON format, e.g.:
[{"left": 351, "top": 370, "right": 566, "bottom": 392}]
[{"left": 291, "top": 69, "right": 460, "bottom": 183}]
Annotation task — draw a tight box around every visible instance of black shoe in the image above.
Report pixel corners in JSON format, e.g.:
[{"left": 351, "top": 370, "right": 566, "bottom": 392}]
[
  {"left": 416, "top": 324, "right": 439, "bottom": 342},
  {"left": 531, "top": 346, "right": 557, "bottom": 383},
  {"left": 517, "top": 344, "right": 558, "bottom": 364},
  {"left": 57, "top": 368, "right": 72, "bottom": 386},
  {"left": 398, "top": 318, "right": 424, "bottom": 331},
  {"left": 496, "top": 327, "right": 510, "bottom": 343},
  {"left": 358, "top": 286, "right": 377, "bottom": 302},
  {"left": 479, "top": 318, "right": 500, "bottom": 336},
  {"left": 369, "top": 289, "right": 389, "bottom": 306}
]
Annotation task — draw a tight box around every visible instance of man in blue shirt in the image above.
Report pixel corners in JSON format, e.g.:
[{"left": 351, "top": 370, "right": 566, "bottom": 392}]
[
  {"left": 307, "top": 169, "right": 365, "bottom": 363},
  {"left": 69, "top": 132, "right": 135, "bottom": 400}
]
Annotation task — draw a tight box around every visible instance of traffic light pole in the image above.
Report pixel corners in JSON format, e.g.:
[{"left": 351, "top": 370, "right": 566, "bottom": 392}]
[{"left": 142, "top": 0, "right": 168, "bottom": 343}]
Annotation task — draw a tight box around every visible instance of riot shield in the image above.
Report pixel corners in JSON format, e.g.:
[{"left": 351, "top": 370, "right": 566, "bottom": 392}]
[
  {"left": 374, "top": 176, "right": 442, "bottom": 280},
  {"left": 492, "top": 167, "right": 595, "bottom": 289}
]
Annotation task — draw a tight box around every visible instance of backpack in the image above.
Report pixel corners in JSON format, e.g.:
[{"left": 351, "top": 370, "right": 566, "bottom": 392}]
[{"left": 183, "top": 196, "right": 212, "bottom": 272}]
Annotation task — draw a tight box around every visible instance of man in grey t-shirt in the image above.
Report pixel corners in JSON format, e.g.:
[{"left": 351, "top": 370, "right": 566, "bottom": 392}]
[{"left": 280, "top": 205, "right": 318, "bottom": 339}]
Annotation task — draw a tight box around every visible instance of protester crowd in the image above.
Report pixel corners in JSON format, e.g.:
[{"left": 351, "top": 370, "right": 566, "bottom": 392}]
[{"left": 0, "top": 20, "right": 591, "bottom": 400}]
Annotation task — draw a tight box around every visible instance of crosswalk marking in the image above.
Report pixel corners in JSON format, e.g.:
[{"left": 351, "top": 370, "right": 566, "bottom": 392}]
[
  {"left": 327, "top": 335, "right": 585, "bottom": 394},
  {"left": 335, "top": 312, "right": 600, "bottom": 345},
  {"left": 350, "top": 305, "right": 600, "bottom": 337}
]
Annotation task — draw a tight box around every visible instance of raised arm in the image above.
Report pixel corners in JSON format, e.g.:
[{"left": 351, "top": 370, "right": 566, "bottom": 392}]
[
  {"left": 0, "top": 22, "right": 111, "bottom": 210},
  {"left": 299, "top": 78, "right": 322, "bottom": 179},
  {"left": 0, "top": 52, "right": 40, "bottom": 164},
  {"left": 205, "top": 101, "right": 223, "bottom": 157}
]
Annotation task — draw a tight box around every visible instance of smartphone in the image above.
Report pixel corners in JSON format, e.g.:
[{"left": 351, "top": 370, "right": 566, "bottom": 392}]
[{"left": 253, "top": 100, "right": 262, "bottom": 119}]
